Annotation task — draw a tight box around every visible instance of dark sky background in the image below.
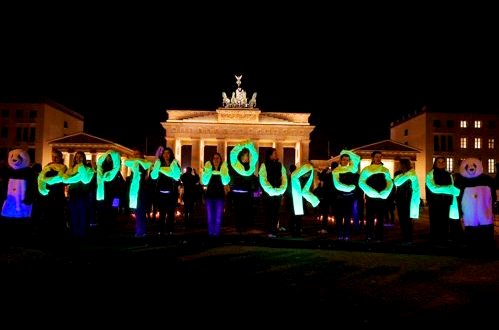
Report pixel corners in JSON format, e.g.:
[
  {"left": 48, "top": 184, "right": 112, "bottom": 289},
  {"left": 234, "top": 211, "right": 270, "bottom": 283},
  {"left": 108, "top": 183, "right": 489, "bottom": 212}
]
[{"left": 1, "top": 7, "right": 498, "bottom": 159}]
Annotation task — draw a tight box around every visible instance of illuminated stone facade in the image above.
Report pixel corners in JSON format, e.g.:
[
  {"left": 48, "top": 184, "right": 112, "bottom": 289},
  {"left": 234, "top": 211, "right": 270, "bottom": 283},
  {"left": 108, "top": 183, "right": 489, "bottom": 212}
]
[
  {"left": 0, "top": 99, "right": 84, "bottom": 165},
  {"left": 49, "top": 132, "right": 134, "bottom": 177},
  {"left": 162, "top": 108, "right": 314, "bottom": 173},
  {"left": 311, "top": 139, "right": 420, "bottom": 193},
  {"left": 391, "top": 109, "right": 498, "bottom": 199}
]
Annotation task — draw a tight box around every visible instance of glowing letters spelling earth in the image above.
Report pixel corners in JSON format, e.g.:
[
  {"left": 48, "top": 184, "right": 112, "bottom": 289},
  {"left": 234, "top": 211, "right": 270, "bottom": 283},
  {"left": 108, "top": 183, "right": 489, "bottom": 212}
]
[
  {"left": 229, "top": 141, "right": 258, "bottom": 176},
  {"left": 62, "top": 163, "right": 95, "bottom": 185},
  {"left": 201, "top": 161, "right": 230, "bottom": 186},
  {"left": 96, "top": 150, "right": 121, "bottom": 201},
  {"left": 332, "top": 150, "right": 361, "bottom": 193},
  {"left": 124, "top": 158, "right": 152, "bottom": 209},
  {"left": 394, "top": 169, "right": 420, "bottom": 219},
  {"left": 259, "top": 162, "right": 287, "bottom": 197},
  {"left": 425, "top": 169, "right": 460, "bottom": 220},
  {"left": 291, "top": 164, "right": 319, "bottom": 215},
  {"left": 359, "top": 164, "right": 393, "bottom": 199},
  {"left": 37, "top": 163, "right": 67, "bottom": 196}
]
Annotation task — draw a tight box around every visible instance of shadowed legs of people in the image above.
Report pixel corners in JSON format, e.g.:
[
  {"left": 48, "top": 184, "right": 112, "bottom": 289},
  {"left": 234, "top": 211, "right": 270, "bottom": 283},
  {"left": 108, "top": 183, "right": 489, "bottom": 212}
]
[
  {"left": 264, "top": 195, "right": 281, "bottom": 237},
  {"left": 183, "top": 198, "right": 195, "bottom": 227},
  {"left": 157, "top": 192, "right": 177, "bottom": 236},
  {"left": 232, "top": 192, "right": 253, "bottom": 234},
  {"left": 365, "top": 198, "right": 385, "bottom": 242},
  {"left": 206, "top": 198, "right": 224, "bottom": 236},
  {"left": 335, "top": 197, "right": 354, "bottom": 240}
]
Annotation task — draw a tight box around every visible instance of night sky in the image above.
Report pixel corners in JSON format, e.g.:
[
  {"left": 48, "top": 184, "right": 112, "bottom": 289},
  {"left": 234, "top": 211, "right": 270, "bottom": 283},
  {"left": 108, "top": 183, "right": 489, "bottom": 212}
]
[{"left": 1, "top": 8, "right": 498, "bottom": 159}]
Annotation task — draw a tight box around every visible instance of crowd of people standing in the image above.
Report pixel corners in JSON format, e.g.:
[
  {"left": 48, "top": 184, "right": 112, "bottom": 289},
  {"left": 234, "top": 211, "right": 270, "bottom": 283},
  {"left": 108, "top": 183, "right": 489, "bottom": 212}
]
[{"left": 1, "top": 141, "right": 497, "bottom": 249}]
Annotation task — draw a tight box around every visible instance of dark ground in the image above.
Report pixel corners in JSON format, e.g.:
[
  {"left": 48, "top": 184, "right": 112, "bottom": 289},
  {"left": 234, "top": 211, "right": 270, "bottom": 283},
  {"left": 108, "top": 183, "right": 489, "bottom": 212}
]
[{"left": 3, "top": 207, "right": 499, "bottom": 326}]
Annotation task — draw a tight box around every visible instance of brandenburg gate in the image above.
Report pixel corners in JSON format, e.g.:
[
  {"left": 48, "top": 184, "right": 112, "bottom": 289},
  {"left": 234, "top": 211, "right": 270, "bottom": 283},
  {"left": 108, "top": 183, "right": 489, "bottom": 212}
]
[{"left": 162, "top": 76, "right": 314, "bottom": 172}]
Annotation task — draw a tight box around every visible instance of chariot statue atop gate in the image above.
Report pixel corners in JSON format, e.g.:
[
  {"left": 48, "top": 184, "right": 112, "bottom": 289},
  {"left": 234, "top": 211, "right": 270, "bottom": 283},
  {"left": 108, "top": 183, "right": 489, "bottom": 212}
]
[{"left": 221, "top": 75, "right": 257, "bottom": 109}]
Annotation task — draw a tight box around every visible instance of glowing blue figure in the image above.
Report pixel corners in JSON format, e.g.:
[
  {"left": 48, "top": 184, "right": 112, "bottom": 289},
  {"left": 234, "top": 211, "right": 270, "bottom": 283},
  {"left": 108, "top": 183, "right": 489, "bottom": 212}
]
[
  {"left": 202, "top": 160, "right": 230, "bottom": 186},
  {"left": 229, "top": 140, "right": 258, "bottom": 176},
  {"left": 394, "top": 168, "right": 420, "bottom": 219},
  {"left": 290, "top": 163, "right": 319, "bottom": 215},
  {"left": 426, "top": 169, "right": 460, "bottom": 219},
  {"left": 1, "top": 149, "right": 35, "bottom": 218},
  {"left": 124, "top": 158, "right": 152, "bottom": 209},
  {"left": 457, "top": 158, "right": 495, "bottom": 228},
  {"left": 96, "top": 150, "right": 121, "bottom": 201}
]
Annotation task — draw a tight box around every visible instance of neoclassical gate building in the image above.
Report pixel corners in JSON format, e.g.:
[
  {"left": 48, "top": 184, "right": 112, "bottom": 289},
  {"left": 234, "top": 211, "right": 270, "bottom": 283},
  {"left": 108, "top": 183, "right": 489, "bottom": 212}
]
[
  {"left": 162, "top": 76, "right": 315, "bottom": 173},
  {"left": 163, "top": 108, "right": 314, "bottom": 173}
]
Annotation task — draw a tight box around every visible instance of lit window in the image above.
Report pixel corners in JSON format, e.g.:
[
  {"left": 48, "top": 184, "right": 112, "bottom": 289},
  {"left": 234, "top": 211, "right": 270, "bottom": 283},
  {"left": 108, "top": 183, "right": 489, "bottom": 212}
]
[
  {"left": 460, "top": 120, "right": 467, "bottom": 128},
  {"left": 474, "top": 120, "right": 481, "bottom": 128},
  {"left": 488, "top": 159, "right": 496, "bottom": 173},
  {"left": 460, "top": 137, "right": 467, "bottom": 149},
  {"left": 474, "top": 138, "right": 481, "bottom": 149},
  {"left": 488, "top": 138, "right": 495, "bottom": 149},
  {"left": 446, "top": 158, "right": 454, "bottom": 172}
]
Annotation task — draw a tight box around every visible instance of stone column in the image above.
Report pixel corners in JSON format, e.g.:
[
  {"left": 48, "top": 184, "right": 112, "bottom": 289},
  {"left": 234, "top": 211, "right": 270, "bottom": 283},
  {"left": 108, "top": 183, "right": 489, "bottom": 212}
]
[
  {"left": 300, "top": 140, "right": 310, "bottom": 165},
  {"left": 120, "top": 156, "right": 129, "bottom": 178},
  {"left": 294, "top": 142, "right": 300, "bottom": 166},
  {"left": 191, "top": 139, "right": 201, "bottom": 172},
  {"left": 253, "top": 140, "right": 260, "bottom": 153},
  {"left": 174, "top": 139, "right": 182, "bottom": 167},
  {"left": 166, "top": 138, "right": 175, "bottom": 152},
  {"left": 253, "top": 140, "right": 260, "bottom": 175},
  {"left": 224, "top": 140, "right": 229, "bottom": 163},
  {"left": 217, "top": 140, "right": 226, "bottom": 161},
  {"left": 66, "top": 152, "right": 73, "bottom": 168},
  {"left": 275, "top": 142, "right": 284, "bottom": 163},
  {"left": 199, "top": 139, "right": 205, "bottom": 170}
]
